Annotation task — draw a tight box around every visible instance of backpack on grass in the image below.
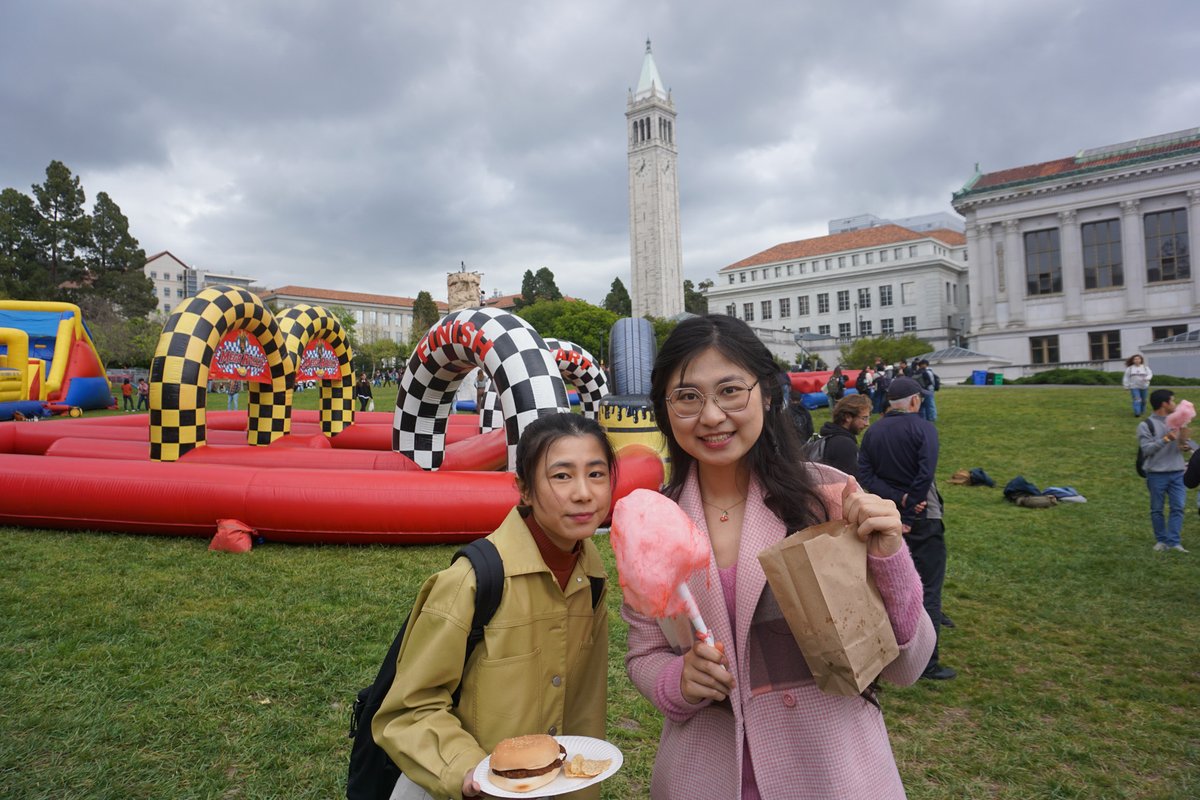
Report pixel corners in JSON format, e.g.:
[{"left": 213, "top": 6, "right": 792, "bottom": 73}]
[{"left": 346, "top": 539, "right": 505, "bottom": 800}]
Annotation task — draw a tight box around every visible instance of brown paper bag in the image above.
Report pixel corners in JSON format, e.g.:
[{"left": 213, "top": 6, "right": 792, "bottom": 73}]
[{"left": 757, "top": 520, "right": 899, "bottom": 696}]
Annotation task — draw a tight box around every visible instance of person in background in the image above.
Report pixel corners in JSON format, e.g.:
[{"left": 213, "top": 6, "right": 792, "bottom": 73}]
[
  {"left": 121, "top": 378, "right": 134, "bottom": 411},
  {"left": 814, "top": 394, "right": 873, "bottom": 479},
  {"left": 373, "top": 414, "right": 613, "bottom": 800},
  {"left": 1123, "top": 354, "right": 1153, "bottom": 417},
  {"left": 473, "top": 368, "right": 489, "bottom": 412},
  {"left": 788, "top": 388, "right": 813, "bottom": 442},
  {"left": 623, "top": 314, "right": 934, "bottom": 799},
  {"left": 824, "top": 365, "right": 847, "bottom": 407},
  {"left": 355, "top": 372, "right": 374, "bottom": 412},
  {"left": 226, "top": 380, "right": 241, "bottom": 411},
  {"left": 1139, "top": 389, "right": 1195, "bottom": 553},
  {"left": 859, "top": 365, "right": 877, "bottom": 411},
  {"left": 859, "top": 376, "right": 956, "bottom": 681},
  {"left": 136, "top": 378, "right": 150, "bottom": 411},
  {"left": 914, "top": 359, "right": 938, "bottom": 422}
]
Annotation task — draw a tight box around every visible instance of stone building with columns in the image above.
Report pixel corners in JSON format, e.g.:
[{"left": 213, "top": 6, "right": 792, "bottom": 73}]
[{"left": 952, "top": 128, "right": 1200, "bottom": 374}]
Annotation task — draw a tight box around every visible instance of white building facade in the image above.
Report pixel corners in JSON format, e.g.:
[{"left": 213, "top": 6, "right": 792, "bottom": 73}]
[
  {"left": 627, "top": 40, "right": 683, "bottom": 319},
  {"left": 951, "top": 128, "right": 1200, "bottom": 374},
  {"left": 706, "top": 223, "right": 969, "bottom": 365},
  {"left": 143, "top": 251, "right": 255, "bottom": 317}
]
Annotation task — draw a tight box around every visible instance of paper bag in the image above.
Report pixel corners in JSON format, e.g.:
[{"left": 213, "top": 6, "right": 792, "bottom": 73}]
[{"left": 757, "top": 520, "right": 899, "bottom": 696}]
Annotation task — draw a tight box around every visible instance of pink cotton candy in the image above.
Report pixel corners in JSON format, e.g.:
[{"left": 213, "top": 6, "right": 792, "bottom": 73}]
[
  {"left": 610, "top": 489, "right": 711, "bottom": 618},
  {"left": 1166, "top": 399, "right": 1195, "bottom": 430}
]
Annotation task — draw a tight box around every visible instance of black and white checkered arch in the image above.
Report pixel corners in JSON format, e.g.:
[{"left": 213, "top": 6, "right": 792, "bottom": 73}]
[
  {"left": 541, "top": 338, "right": 610, "bottom": 419},
  {"left": 394, "top": 308, "right": 570, "bottom": 470},
  {"left": 479, "top": 389, "right": 503, "bottom": 433}
]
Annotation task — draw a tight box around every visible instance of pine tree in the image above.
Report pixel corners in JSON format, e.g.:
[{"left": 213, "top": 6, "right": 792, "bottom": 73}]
[
  {"left": 31, "top": 160, "right": 89, "bottom": 290},
  {"left": 603, "top": 277, "right": 632, "bottom": 317}
]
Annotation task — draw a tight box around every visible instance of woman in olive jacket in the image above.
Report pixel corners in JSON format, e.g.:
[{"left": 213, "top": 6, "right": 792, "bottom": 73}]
[{"left": 373, "top": 414, "right": 614, "bottom": 800}]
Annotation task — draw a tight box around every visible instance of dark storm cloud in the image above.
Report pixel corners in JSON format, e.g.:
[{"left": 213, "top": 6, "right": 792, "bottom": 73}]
[{"left": 2, "top": 0, "right": 1196, "bottom": 303}]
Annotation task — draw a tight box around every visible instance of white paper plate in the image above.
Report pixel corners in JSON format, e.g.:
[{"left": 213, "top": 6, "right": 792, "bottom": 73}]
[{"left": 473, "top": 735, "right": 622, "bottom": 798}]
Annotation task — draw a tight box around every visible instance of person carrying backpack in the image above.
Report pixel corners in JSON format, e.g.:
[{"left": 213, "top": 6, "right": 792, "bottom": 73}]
[
  {"left": 368, "top": 414, "right": 613, "bottom": 799},
  {"left": 824, "top": 365, "right": 846, "bottom": 407}
]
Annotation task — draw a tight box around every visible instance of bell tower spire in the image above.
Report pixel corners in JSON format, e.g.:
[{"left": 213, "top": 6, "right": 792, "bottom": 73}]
[{"left": 627, "top": 39, "right": 683, "bottom": 319}]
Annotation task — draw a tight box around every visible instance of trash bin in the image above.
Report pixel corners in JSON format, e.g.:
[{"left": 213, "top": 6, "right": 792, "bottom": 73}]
[
  {"left": 985, "top": 372, "right": 997, "bottom": 385},
  {"left": 992, "top": 373, "right": 1004, "bottom": 385},
  {"left": 972, "top": 370, "right": 987, "bottom": 386}
]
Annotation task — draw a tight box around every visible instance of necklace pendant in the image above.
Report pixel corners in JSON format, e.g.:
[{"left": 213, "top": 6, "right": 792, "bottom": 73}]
[{"left": 719, "top": 511, "right": 729, "bottom": 522}]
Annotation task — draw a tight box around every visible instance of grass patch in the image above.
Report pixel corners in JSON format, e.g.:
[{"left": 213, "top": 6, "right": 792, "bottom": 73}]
[{"left": 3, "top": 386, "right": 1199, "bottom": 798}]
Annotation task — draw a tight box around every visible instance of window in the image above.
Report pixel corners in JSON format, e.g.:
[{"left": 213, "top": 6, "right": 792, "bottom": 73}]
[
  {"left": 798, "top": 296, "right": 810, "bottom": 316},
  {"left": 879, "top": 285, "right": 893, "bottom": 307},
  {"left": 763, "top": 269, "right": 770, "bottom": 279},
  {"left": 779, "top": 297, "right": 791, "bottom": 317},
  {"left": 761, "top": 300, "right": 772, "bottom": 320},
  {"left": 857, "top": 288, "right": 871, "bottom": 309},
  {"left": 852, "top": 254, "right": 860, "bottom": 266},
  {"left": 163, "top": 303, "right": 170, "bottom": 313},
  {"left": 817, "top": 293, "right": 830, "bottom": 313},
  {"left": 740, "top": 273, "right": 746, "bottom": 283},
  {"left": 860, "top": 320, "right": 873, "bottom": 336},
  {"left": 953, "top": 284, "right": 958, "bottom": 304},
  {"left": 177, "top": 273, "right": 184, "bottom": 282},
  {"left": 909, "top": 246, "right": 918, "bottom": 257},
  {"left": 751, "top": 271, "right": 756, "bottom": 281},
  {"left": 1144, "top": 208, "right": 1190, "bottom": 282},
  {"left": 728, "top": 275, "right": 735, "bottom": 284},
  {"left": 1088, "top": 330, "right": 1121, "bottom": 361},
  {"left": 824, "top": 259, "right": 832, "bottom": 270},
  {"left": 1030, "top": 335, "right": 1060, "bottom": 365},
  {"left": 1082, "top": 219, "right": 1123, "bottom": 289},
  {"left": 743, "top": 303, "right": 754, "bottom": 321},
  {"left": 818, "top": 324, "right": 831, "bottom": 336},
  {"left": 838, "top": 323, "right": 852, "bottom": 340},
  {"left": 903, "top": 316, "right": 917, "bottom": 332},
  {"left": 150, "top": 271, "right": 157, "bottom": 279},
  {"left": 946, "top": 282, "right": 952, "bottom": 303},
  {"left": 162, "top": 287, "right": 170, "bottom": 297},
  {"left": 176, "top": 289, "right": 183, "bottom": 297},
  {"left": 880, "top": 250, "right": 888, "bottom": 262},
  {"left": 1152, "top": 324, "right": 1188, "bottom": 340},
  {"left": 901, "top": 282, "right": 915, "bottom": 304},
  {"left": 1024, "top": 228, "right": 1062, "bottom": 295},
  {"left": 787, "top": 264, "right": 793, "bottom": 276},
  {"left": 837, "top": 290, "right": 850, "bottom": 311},
  {"left": 838, "top": 257, "right": 846, "bottom": 269},
  {"left": 774, "top": 266, "right": 781, "bottom": 277},
  {"left": 894, "top": 247, "right": 904, "bottom": 259},
  {"left": 880, "top": 318, "right": 894, "bottom": 335},
  {"left": 797, "top": 326, "right": 811, "bottom": 333},
  {"left": 865, "top": 252, "right": 874, "bottom": 264},
  {"left": 726, "top": 304, "right": 737, "bottom": 317}
]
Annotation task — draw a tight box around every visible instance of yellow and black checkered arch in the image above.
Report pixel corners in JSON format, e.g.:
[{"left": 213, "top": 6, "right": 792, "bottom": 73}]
[
  {"left": 278, "top": 304, "right": 355, "bottom": 437},
  {"left": 148, "top": 285, "right": 289, "bottom": 461}
]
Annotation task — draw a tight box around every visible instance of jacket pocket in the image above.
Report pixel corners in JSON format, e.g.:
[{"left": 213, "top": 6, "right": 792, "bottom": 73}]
[{"left": 469, "top": 649, "right": 543, "bottom": 731}]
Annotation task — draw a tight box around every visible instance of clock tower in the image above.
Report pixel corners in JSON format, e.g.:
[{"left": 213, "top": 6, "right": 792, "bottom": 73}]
[{"left": 627, "top": 39, "right": 683, "bottom": 319}]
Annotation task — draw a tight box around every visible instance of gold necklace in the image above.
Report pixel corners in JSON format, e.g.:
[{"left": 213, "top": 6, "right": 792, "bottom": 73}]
[{"left": 702, "top": 496, "right": 746, "bottom": 523}]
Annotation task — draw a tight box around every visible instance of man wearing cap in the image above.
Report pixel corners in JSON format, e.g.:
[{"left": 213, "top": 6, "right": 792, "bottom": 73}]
[{"left": 858, "top": 375, "right": 956, "bottom": 680}]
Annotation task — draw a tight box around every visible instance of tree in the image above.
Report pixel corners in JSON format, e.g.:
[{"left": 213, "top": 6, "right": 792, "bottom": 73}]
[
  {"left": 0, "top": 187, "right": 47, "bottom": 299},
  {"left": 516, "top": 299, "right": 618, "bottom": 361},
  {"left": 515, "top": 267, "right": 562, "bottom": 309},
  {"left": 683, "top": 279, "right": 712, "bottom": 316},
  {"left": 602, "top": 277, "right": 632, "bottom": 317},
  {"left": 649, "top": 316, "right": 678, "bottom": 352},
  {"left": 328, "top": 305, "right": 359, "bottom": 355},
  {"left": 86, "top": 192, "right": 154, "bottom": 318},
  {"left": 838, "top": 334, "right": 931, "bottom": 368},
  {"left": 409, "top": 291, "right": 440, "bottom": 345},
  {"left": 31, "top": 160, "right": 89, "bottom": 290}
]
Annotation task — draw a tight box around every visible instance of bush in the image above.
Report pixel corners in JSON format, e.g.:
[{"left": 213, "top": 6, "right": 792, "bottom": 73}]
[{"left": 1007, "top": 368, "right": 1200, "bottom": 386}]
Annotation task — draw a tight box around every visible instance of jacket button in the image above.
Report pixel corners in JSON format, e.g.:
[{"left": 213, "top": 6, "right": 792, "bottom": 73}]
[
  {"left": 551, "top": 675, "right": 562, "bottom": 687},
  {"left": 782, "top": 693, "right": 796, "bottom": 708},
  {"left": 548, "top": 725, "right": 557, "bottom": 736}
]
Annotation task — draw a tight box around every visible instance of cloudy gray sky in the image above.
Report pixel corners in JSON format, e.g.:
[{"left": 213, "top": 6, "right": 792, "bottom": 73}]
[{"left": 2, "top": 0, "right": 1197, "bottom": 305}]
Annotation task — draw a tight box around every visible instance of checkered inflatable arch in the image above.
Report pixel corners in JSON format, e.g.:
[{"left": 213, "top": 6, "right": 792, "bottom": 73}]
[
  {"left": 541, "top": 338, "right": 609, "bottom": 419},
  {"left": 149, "top": 285, "right": 290, "bottom": 461},
  {"left": 394, "top": 308, "right": 569, "bottom": 470},
  {"left": 277, "top": 304, "right": 356, "bottom": 437}
]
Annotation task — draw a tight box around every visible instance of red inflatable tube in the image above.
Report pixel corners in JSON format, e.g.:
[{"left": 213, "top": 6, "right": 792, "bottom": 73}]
[{"left": 0, "top": 444, "right": 663, "bottom": 543}]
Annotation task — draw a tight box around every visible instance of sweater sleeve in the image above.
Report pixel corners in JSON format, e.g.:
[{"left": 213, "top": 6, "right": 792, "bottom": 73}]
[
  {"left": 622, "top": 604, "right": 711, "bottom": 723},
  {"left": 867, "top": 544, "right": 925, "bottom": 645}
]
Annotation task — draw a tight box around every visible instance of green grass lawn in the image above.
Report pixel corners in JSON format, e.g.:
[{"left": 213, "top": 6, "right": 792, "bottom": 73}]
[{"left": 2, "top": 386, "right": 1198, "bottom": 799}]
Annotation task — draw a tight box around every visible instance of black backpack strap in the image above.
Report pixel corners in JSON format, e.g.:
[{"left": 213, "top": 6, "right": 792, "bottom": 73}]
[{"left": 450, "top": 538, "right": 505, "bottom": 705}]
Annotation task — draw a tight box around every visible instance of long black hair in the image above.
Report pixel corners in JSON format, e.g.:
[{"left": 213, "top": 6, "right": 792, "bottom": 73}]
[
  {"left": 513, "top": 412, "right": 617, "bottom": 513},
  {"left": 650, "top": 315, "right": 827, "bottom": 530}
]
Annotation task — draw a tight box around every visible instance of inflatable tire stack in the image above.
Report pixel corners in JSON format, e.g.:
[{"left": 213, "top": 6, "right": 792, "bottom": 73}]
[{"left": 599, "top": 317, "right": 669, "bottom": 484}]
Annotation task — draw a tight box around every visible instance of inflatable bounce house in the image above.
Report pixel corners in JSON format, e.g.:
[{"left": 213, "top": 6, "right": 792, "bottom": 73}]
[
  {"left": 0, "top": 300, "right": 113, "bottom": 420},
  {"left": 0, "top": 286, "right": 665, "bottom": 545}
]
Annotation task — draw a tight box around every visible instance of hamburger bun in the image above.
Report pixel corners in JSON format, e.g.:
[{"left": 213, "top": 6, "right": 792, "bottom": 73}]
[{"left": 489, "top": 734, "right": 564, "bottom": 793}]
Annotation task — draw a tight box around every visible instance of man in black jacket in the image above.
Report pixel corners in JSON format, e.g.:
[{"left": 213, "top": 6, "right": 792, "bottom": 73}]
[
  {"left": 858, "top": 376, "right": 956, "bottom": 681},
  {"left": 812, "top": 394, "right": 871, "bottom": 479}
]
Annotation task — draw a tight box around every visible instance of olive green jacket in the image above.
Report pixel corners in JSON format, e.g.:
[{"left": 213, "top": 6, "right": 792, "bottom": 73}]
[{"left": 372, "top": 508, "right": 609, "bottom": 799}]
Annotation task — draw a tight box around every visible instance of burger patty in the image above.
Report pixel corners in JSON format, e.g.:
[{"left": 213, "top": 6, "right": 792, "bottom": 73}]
[{"left": 492, "top": 745, "right": 567, "bottom": 779}]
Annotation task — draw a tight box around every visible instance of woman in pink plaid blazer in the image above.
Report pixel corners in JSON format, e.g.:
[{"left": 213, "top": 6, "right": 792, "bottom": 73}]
[{"left": 623, "top": 315, "right": 936, "bottom": 799}]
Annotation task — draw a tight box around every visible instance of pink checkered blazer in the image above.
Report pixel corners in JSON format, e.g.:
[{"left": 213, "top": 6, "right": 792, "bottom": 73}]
[{"left": 623, "top": 464, "right": 935, "bottom": 799}]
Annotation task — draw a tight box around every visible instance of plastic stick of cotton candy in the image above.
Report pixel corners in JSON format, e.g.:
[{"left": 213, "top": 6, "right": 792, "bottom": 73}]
[
  {"left": 1166, "top": 399, "right": 1195, "bottom": 431},
  {"left": 611, "top": 489, "right": 715, "bottom": 643}
]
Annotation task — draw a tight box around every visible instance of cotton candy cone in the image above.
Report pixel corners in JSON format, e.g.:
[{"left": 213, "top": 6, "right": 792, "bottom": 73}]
[
  {"left": 1166, "top": 399, "right": 1195, "bottom": 430},
  {"left": 610, "top": 489, "right": 710, "bottom": 618}
]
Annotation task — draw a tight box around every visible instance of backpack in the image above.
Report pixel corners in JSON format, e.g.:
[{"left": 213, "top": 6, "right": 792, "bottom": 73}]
[
  {"left": 802, "top": 434, "right": 829, "bottom": 464},
  {"left": 932, "top": 371, "right": 941, "bottom": 391},
  {"left": 346, "top": 539, "right": 606, "bottom": 800},
  {"left": 346, "top": 539, "right": 505, "bottom": 800},
  {"left": 1135, "top": 418, "right": 1154, "bottom": 478}
]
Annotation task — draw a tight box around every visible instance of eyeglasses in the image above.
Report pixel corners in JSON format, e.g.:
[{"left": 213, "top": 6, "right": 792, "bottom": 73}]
[{"left": 666, "top": 380, "right": 759, "bottom": 418}]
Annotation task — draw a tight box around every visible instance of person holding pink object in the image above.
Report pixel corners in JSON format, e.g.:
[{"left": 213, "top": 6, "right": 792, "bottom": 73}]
[{"left": 621, "top": 314, "right": 935, "bottom": 800}]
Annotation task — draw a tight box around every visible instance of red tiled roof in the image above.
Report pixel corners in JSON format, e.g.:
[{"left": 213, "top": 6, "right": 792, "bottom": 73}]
[
  {"left": 266, "top": 285, "right": 448, "bottom": 310},
  {"left": 969, "top": 131, "right": 1200, "bottom": 192},
  {"left": 722, "top": 225, "right": 965, "bottom": 271}
]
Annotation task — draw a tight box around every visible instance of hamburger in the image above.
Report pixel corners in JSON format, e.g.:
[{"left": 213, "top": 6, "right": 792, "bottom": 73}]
[{"left": 489, "top": 734, "right": 566, "bottom": 793}]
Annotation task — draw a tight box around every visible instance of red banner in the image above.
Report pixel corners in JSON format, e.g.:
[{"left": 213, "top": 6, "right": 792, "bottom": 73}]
[
  {"left": 297, "top": 339, "right": 341, "bottom": 381},
  {"left": 209, "top": 330, "right": 271, "bottom": 382}
]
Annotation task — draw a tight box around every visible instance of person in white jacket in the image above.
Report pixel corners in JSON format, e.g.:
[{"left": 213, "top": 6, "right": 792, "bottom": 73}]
[{"left": 1123, "top": 354, "right": 1153, "bottom": 416}]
